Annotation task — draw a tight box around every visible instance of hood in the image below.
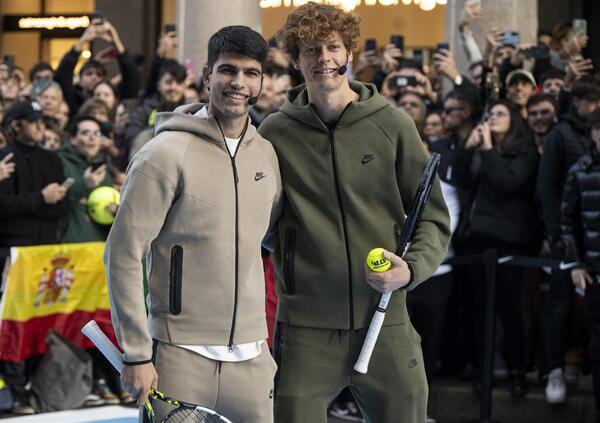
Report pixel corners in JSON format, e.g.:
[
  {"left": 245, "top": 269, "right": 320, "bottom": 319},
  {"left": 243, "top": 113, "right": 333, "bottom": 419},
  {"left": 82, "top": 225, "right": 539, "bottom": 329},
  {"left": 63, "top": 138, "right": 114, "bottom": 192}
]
[
  {"left": 279, "top": 81, "right": 391, "bottom": 131},
  {"left": 154, "top": 103, "right": 257, "bottom": 147}
]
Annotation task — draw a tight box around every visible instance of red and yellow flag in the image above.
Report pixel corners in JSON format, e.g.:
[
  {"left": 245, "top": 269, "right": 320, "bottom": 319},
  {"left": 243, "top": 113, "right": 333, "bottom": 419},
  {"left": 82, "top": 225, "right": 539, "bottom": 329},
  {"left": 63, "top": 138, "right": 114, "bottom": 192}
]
[{"left": 0, "top": 242, "right": 117, "bottom": 361}]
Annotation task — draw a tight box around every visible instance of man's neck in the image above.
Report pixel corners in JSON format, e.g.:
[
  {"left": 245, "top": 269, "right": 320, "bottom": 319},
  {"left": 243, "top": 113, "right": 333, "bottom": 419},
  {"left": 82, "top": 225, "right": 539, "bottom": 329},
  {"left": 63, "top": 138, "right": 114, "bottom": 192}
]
[
  {"left": 208, "top": 104, "right": 247, "bottom": 139},
  {"left": 308, "top": 81, "right": 358, "bottom": 124}
]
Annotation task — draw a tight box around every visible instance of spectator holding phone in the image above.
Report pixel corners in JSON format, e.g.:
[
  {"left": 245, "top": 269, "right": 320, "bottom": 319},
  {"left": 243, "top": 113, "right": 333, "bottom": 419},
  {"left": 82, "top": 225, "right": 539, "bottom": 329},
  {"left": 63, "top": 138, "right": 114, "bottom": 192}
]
[
  {"left": 58, "top": 116, "right": 112, "bottom": 243},
  {"left": 0, "top": 100, "right": 69, "bottom": 414},
  {"left": 454, "top": 99, "right": 541, "bottom": 398},
  {"left": 53, "top": 15, "right": 139, "bottom": 119}
]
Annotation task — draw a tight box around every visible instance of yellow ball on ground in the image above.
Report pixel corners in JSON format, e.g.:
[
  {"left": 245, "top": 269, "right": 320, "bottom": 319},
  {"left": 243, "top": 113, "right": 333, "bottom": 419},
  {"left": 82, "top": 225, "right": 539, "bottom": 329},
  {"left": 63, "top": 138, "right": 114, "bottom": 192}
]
[
  {"left": 366, "top": 248, "right": 391, "bottom": 272},
  {"left": 87, "top": 186, "right": 120, "bottom": 225}
]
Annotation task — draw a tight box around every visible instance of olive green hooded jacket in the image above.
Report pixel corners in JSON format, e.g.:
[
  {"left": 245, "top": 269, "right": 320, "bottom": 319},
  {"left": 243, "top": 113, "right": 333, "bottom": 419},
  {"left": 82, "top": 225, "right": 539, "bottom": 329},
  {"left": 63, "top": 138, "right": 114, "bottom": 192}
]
[{"left": 258, "top": 81, "right": 450, "bottom": 330}]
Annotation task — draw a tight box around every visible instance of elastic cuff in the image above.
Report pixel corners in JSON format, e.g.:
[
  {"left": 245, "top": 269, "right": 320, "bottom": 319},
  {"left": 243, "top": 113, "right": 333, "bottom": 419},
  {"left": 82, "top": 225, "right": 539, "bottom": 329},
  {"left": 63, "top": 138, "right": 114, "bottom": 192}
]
[
  {"left": 402, "top": 262, "right": 415, "bottom": 290},
  {"left": 123, "top": 359, "right": 153, "bottom": 366}
]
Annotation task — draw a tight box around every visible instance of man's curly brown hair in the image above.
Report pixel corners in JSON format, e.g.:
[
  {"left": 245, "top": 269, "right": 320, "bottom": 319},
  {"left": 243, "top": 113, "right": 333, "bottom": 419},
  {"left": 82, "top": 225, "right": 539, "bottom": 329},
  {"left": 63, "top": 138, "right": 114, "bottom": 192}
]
[{"left": 277, "top": 2, "right": 362, "bottom": 62}]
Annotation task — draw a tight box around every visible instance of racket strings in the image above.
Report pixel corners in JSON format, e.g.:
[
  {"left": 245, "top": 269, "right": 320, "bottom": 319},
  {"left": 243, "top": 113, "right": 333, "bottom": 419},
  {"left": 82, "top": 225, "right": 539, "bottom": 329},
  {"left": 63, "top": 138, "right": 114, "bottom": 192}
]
[{"left": 165, "top": 406, "right": 224, "bottom": 422}]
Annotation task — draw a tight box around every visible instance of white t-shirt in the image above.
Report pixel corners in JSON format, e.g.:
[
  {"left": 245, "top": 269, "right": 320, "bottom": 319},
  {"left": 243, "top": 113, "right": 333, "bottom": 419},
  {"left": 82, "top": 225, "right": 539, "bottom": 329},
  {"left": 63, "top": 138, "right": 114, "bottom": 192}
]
[{"left": 176, "top": 106, "right": 263, "bottom": 362}]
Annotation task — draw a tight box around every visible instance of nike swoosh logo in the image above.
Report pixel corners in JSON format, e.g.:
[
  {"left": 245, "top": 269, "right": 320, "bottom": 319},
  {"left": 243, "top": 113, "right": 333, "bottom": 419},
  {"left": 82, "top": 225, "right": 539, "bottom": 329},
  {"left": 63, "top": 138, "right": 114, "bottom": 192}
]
[
  {"left": 254, "top": 172, "right": 266, "bottom": 181},
  {"left": 559, "top": 261, "right": 578, "bottom": 271},
  {"left": 361, "top": 153, "right": 376, "bottom": 164}
]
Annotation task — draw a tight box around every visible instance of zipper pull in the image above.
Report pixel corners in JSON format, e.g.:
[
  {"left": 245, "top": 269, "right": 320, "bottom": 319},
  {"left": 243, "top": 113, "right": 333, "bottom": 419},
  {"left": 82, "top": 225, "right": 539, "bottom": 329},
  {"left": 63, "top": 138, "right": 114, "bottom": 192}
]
[{"left": 228, "top": 345, "right": 233, "bottom": 353}]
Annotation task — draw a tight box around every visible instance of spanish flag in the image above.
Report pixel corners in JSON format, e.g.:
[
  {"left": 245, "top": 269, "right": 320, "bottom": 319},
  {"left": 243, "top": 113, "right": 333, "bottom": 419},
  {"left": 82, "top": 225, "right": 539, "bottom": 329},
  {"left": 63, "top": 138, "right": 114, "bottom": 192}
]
[{"left": 0, "top": 242, "right": 117, "bottom": 361}]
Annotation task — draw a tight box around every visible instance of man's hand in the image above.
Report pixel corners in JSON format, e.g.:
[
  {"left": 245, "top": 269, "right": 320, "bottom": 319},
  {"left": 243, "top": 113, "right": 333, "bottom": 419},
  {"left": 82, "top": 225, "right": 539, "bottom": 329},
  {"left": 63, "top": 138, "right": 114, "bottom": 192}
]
[
  {"left": 432, "top": 49, "right": 458, "bottom": 82},
  {"left": 84, "top": 164, "right": 107, "bottom": 189},
  {"left": 0, "top": 153, "right": 15, "bottom": 181},
  {"left": 571, "top": 268, "right": 593, "bottom": 291},
  {"left": 365, "top": 250, "right": 412, "bottom": 294},
  {"left": 122, "top": 362, "right": 158, "bottom": 407},
  {"left": 157, "top": 32, "right": 178, "bottom": 59},
  {"left": 382, "top": 44, "right": 402, "bottom": 73},
  {"left": 41, "top": 183, "right": 67, "bottom": 204},
  {"left": 102, "top": 21, "right": 126, "bottom": 54},
  {"left": 565, "top": 58, "right": 593, "bottom": 89},
  {"left": 75, "top": 25, "right": 98, "bottom": 52}
]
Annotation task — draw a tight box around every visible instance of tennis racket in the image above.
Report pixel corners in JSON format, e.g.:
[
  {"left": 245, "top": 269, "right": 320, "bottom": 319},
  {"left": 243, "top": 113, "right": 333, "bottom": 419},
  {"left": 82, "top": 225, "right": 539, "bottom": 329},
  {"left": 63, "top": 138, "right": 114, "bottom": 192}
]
[
  {"left": 82, "top": 320, "right": 233, "bottom": 423},
  {"left": 354, "top": 153, "right": 441, "bottom": 374}
]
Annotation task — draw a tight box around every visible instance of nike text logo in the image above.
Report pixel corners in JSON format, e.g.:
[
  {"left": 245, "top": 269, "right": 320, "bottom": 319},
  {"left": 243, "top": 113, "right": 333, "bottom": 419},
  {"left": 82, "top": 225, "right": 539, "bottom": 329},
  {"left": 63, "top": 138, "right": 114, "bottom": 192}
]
[
  {"left": 361, "top": 153, "right": 376, "bottom": 164},
  {"left": 255, "top": 172, "right": 266, "bottom": 181}
]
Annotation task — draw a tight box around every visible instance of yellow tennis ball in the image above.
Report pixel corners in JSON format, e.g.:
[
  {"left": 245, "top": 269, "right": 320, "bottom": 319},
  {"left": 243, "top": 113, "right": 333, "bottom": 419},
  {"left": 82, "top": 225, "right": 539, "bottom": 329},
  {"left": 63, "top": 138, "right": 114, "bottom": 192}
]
[{"left": 366, "top": 248, "right": 391, "bottom": 272}]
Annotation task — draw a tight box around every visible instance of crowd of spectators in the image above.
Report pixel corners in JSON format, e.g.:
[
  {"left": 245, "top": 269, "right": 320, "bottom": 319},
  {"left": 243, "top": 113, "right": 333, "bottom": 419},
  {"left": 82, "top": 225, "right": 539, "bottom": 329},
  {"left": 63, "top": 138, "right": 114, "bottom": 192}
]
[{"left": 0, "top": 2, "right": 599, "bottom": 422}]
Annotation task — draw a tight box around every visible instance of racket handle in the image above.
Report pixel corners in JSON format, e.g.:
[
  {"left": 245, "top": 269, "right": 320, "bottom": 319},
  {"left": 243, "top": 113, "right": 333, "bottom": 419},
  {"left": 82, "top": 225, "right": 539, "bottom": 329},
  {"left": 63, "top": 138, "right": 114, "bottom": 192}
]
[
  {"left": 82, "top": 320, "right": 124, "bottom": 374},
  {"left": 353, "top": 310, "right": 386, "bottom": 374}
]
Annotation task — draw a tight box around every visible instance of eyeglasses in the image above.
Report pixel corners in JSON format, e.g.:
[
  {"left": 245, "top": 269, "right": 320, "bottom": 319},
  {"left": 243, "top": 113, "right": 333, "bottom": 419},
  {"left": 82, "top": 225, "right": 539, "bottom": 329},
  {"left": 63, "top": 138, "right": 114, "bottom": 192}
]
[
  {"left": 442, "top": 106, "right": 465, "bottom": 114},
  {"left": 78, "top": 129, "right": 102, "bottom": 137},
  {"left": 528, "top": 109, "right": 553, "bottom": 118}
]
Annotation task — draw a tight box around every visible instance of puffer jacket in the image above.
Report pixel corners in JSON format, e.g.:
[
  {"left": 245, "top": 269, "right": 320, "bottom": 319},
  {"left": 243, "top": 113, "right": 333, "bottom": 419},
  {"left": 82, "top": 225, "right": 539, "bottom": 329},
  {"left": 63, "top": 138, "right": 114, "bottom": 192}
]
[{"left": 560, "top": 147, "right": 600, "bottom": 273}]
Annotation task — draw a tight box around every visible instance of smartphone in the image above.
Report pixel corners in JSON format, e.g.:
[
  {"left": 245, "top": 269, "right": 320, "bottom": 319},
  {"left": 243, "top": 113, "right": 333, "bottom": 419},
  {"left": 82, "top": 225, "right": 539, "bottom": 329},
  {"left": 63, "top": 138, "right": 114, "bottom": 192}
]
[
  {"left": 412, "top": 49, "right": 423, "bottom": 66},
  {"left": 391, "top": 76, "right": 417, "bottom": 89},
  {"left": 61, "top": 178, "right": 75, "bottom": 190},
  {"left": 390, "top": 35, "right": 404, "bottom": 52},
  {"left": 91, "top": 12, "right": 105, "bottom": 24},
  {"left": 526, "top": 45, "right": 550, "bottom": 60},
  {"left": 437, "top": 42, "right": 450, "bottom": 52},
  {"left": 572, "top": 18, "right": 587, "bottom": 36},
  {"left": 31, "top": 77, "right": 52, "bottom": 99},
  {"left": 99, "top": 121, "right": 113, "bottom": 138},
  {"left": 90, "top": 160, "right": 106, "bottom": 172},
  {"left": 2, "top": 55, "right": 14, "bottom": 76},
  {"left": 164, "top": 23, "right": 177, "bottom": 34},
  {"left": 502, "top": 31, "right": 520, "bottom": 46},
  {"left": 268, "top": 37, "right": 278, "bottom": 48},
  {"left": 365, "top": 38, "right": 377, "bottom": 52}
]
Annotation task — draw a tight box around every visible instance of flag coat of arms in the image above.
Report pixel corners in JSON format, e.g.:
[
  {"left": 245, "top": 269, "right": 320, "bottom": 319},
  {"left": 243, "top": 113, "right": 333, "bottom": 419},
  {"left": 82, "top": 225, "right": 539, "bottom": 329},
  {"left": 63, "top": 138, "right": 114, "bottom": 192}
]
[{"left": 0, "top": 242, "right": 117, "bottom": 361}]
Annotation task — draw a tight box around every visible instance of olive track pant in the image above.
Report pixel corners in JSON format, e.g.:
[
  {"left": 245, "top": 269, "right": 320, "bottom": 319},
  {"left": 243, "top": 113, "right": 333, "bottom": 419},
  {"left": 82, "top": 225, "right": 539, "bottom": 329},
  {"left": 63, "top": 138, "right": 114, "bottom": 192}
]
[
  {"left": 144, "top": 341, "right": 277, "bottom": 423},
  {"left": 273, "top": 323, "right": 428, "bottom": 423}
]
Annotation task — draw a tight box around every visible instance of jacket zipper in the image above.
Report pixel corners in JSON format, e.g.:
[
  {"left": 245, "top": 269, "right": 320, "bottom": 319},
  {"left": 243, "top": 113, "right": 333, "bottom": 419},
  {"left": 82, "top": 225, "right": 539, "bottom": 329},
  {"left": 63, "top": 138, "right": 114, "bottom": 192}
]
[
  {"left": 328, "top": 123, "right": 354, "bottom": 329},
  {"left": 228, "top": 156, "right": 240, "bottom": 351},
  {"left": 216, "top": 119, "right": 248, "bottom": 353}
]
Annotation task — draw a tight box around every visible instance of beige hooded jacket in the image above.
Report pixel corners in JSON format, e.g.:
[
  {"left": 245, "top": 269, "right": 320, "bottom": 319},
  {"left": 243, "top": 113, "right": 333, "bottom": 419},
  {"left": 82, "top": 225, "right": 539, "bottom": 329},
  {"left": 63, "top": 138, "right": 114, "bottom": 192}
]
[{"left": 105, "top": 103, "right": 282, "bottom": 363}]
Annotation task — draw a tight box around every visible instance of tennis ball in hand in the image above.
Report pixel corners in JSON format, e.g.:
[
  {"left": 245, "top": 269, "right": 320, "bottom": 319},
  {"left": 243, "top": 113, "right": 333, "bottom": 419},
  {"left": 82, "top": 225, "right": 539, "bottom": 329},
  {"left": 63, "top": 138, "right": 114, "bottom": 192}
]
[{"left": 366, "top": 248, "right": 392, "bottom": 272}]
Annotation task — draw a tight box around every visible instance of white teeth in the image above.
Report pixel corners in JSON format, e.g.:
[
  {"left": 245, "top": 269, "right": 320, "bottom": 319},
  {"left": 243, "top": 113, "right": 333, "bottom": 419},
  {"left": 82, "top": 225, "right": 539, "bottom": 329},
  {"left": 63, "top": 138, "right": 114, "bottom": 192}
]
[
  {"left": 225, "top": 93, "right": 245, "bottom": 100},
  {"left": 315, "top": 69, "right": 335, "bottom": 74}
]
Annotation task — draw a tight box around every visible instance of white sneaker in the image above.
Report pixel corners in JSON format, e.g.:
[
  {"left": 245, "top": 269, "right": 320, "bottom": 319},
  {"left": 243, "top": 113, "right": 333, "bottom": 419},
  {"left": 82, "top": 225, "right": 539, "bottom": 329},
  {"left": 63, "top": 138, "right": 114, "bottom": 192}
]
[{"left": 545, "top": 368, "right": 567, "bottom": 404}]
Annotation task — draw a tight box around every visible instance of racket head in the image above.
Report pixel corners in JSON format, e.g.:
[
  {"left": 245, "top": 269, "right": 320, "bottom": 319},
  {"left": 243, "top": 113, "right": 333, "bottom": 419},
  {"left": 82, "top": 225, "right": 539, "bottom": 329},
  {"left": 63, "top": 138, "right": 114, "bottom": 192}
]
[{"left": 145, "top": 388, "right": 233, "bottom": 423}]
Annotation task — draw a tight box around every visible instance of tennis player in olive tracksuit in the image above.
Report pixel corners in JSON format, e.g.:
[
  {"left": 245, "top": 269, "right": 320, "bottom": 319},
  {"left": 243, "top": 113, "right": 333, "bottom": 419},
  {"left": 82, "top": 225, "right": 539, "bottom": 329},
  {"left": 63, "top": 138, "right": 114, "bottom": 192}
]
[{"left": 258, "top": 4, "right": 450, "bottom": 423}]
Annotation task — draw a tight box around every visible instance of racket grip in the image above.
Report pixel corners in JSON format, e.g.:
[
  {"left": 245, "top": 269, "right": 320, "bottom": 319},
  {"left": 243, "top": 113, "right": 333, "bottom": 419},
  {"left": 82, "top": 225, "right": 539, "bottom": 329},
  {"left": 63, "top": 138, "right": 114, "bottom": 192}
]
[
  {"left": 82, "top": 320, "right": 124, "bottom": 374},
  {"left": 353, "top": 310, "right": 386, "bottom": 374}
]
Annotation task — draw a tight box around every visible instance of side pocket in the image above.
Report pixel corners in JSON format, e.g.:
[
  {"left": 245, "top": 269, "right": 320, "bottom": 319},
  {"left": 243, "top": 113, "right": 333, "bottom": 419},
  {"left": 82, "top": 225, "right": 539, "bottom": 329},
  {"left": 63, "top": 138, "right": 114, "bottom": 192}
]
[
  {"left": 169, "top": 245, "right": 183, "bottom": 315},
  {"left": 283, "top": 228, "right": 296, "bottom": 295}
]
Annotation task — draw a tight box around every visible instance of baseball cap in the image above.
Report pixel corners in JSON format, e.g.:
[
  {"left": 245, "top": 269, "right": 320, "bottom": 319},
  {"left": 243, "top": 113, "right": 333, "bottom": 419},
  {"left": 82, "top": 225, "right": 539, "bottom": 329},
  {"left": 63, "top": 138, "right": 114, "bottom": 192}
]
[
  {"left": 505, "top": 69, "right": 537, "bottom": 88},
  {"left": 2, "top": 100, "right": 44, "bottom": 128}
]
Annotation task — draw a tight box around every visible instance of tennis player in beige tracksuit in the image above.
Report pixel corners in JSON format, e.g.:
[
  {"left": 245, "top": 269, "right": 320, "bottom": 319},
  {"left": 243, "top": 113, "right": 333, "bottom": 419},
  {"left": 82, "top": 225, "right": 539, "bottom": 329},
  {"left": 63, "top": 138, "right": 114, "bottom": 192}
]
[{"left": 104, "top": 26, "right": 282, "bottom": 422}]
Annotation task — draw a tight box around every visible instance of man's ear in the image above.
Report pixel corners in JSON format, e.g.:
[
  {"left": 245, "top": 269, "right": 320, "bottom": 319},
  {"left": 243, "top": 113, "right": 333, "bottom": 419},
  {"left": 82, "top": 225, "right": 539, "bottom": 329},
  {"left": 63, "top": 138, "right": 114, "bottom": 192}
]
[
  {"left": 202, "top": 64, "right": 211, "bottom": 91},
  {"left": 10, "top": 120, "right": 20, "bottom": 133},
  {"left": 348, "top": 51, "right": 353, "bottom": 63}
]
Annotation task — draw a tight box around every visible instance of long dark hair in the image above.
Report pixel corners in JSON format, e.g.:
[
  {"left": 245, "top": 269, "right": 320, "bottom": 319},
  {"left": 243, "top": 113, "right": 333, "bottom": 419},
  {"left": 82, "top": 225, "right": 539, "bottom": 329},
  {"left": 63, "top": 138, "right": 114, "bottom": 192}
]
[{"left": 487, "top": 99, "right": 528, "bottom": 150}]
